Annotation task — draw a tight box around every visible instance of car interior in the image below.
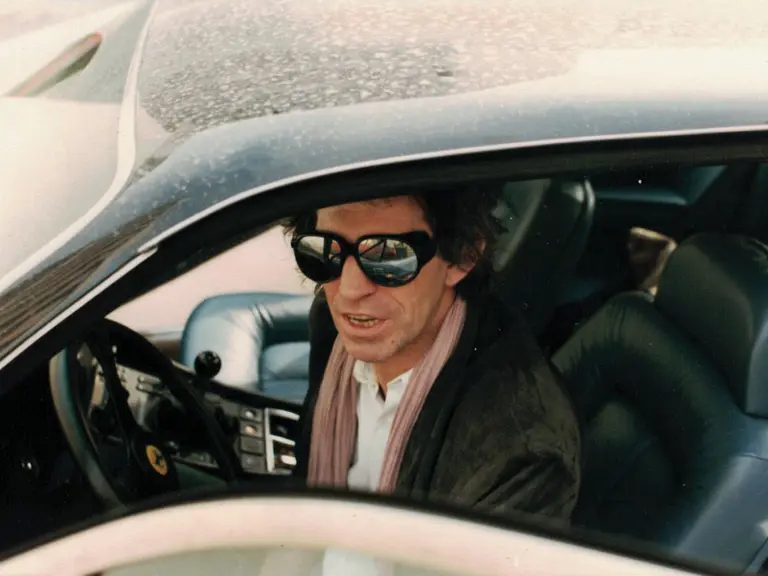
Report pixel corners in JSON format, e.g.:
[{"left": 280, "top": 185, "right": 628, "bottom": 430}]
[{"left": 3, "top": 159, "right": 768, "bottom": 574}]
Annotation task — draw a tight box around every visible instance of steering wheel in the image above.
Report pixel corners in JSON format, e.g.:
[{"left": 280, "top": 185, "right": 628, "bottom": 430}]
[{"left": 49, "top": 319, "right": 242, "bottom": 506}]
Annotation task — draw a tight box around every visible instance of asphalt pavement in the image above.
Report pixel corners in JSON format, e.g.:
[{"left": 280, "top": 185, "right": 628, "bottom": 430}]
[
  {"left": 7, "top": 0, "right": 768, "bottom": 151},
  {"left": 137, "top": 0, "right": 768, "bottom": 141},
  {"left": 7, "top": 0, "right": 768, "bottom": 138}
]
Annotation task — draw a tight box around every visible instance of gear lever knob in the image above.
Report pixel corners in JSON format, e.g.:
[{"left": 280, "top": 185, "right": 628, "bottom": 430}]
[{"left": 194, "top": 350, "right": 222, "bottom": 380}]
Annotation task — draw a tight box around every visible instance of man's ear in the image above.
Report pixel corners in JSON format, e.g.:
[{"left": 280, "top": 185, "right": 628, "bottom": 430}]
[{"left": 445, "top": 239, "right": 487, "bottom": 288}]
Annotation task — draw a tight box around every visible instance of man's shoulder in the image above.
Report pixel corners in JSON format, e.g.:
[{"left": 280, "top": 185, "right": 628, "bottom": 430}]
[
  {"left": 431, "top": 324, "right": 581, "bottom": 514},
  {"left": 454, "top": 308, "right": 581, "bottom": 464},
  {"left": 465, "top": 356, "right": 577, "bottom": 443}
]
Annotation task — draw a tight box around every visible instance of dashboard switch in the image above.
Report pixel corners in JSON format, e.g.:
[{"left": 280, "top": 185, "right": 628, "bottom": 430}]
[
  {"left": 240, "top": 407, "right": 263, "bottom": 423},
  {"left": 240, "top": 421, "right": 263, "bottom": 437},
  {"left": 240, "top": 436, "right": 265, "bottom": 455},
  {"left": 241, "top": 454, "right": 266, "bottom": 474}
]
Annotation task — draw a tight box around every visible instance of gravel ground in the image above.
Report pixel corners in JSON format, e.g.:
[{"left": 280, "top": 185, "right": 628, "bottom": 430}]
[
  {"left": 136, "top": 0, "right": 768, "bottom": 141},
  {"left": 5, "top": 0, "right": 768, "bottom": 153},
  {"left": 5, "top": 0, "right": 768, "bottom": 146}
]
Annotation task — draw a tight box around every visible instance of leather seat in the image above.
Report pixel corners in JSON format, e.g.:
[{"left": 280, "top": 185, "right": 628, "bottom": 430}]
[
  {"left": 490, "top": 178, "right": 595, "bottom": 333},
  {"left": 553, "top": 233, "right": 768, "bottom": 570},
  {"left": 180, "top": 292, "right": 313, "bottom": 403}
]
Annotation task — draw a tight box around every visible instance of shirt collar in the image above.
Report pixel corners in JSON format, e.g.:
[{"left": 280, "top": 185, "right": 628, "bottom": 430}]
[{"left": 353, "top": 360, "right": 413, "bottom": 397}]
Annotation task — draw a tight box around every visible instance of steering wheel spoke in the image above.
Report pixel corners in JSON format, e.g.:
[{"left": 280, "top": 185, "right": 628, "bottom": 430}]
[
  {"left": 50, "top": 319, "right": 243, "bottom": 507},
  {"left": 86, "top": 337, "right": 139, "bottom": 446}
]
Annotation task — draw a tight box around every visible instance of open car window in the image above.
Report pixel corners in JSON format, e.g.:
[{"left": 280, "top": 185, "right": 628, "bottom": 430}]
[
  {"left": 4, "top": 159, "right": 768, "bottom": 575},
  {"left": 110, "top": 226, "right": 313, "bottom": 334},
  {"left": 5, "top": 150, "right": 768, "bottom": 576},
  {"left": 3, "top": 160, "right": 759, "bottom": 575}
]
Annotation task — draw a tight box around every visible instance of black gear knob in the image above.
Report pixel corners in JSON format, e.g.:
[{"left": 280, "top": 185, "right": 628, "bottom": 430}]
[{"left": 194, "top": 350, "right": 222, "bottom": 380}]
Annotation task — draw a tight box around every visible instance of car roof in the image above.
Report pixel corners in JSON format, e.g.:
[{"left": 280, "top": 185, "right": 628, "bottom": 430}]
[
  {"left": 26, "top": 80, "right": 768, "bottom": 264},
  {"left": 2, "top": 88, "right": 768, "bottom": 368}
]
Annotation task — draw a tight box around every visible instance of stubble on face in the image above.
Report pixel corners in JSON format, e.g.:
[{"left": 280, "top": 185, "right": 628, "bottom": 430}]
[{"left": 316, "top": 197, "right": 461, "bottom": 383}]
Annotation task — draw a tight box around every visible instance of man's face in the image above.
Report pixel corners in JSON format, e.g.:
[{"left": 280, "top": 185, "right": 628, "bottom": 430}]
[{"left": 315, "top": 197, "right": 469, "bottom": 367}]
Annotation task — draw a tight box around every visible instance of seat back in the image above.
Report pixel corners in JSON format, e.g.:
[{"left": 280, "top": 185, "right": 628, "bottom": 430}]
[
  {"left": 491, "top": 178, "right": 595, "bottom": 333},
  {"left": 553, "top": 234, "right": 768, "bottom": 571},
  {"left": 180, "top": 292, "right": 313, "bottom": 403}
]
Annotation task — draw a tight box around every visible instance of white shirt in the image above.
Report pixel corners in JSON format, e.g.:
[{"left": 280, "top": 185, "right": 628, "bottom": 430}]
[
  {"left": 322, "top": 360, "right": 412, "bottom": 576},
  {"left": 347, "top": 360, "right": 413, "bottom": 491}
]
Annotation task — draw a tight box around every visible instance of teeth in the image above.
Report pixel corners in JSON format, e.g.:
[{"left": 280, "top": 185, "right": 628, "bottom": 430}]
[{"left": 348, "top": 315, "right": 378, "bottom": 327}]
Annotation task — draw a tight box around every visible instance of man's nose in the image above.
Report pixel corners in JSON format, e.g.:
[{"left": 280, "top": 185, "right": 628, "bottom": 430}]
[{"left": 338, "top": 257, "right": 376, "bottom": 300}]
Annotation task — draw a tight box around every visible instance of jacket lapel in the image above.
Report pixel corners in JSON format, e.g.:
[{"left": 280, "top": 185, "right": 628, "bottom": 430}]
[{"left": 395, "top": 296, "right": 483, "bottom": 498}]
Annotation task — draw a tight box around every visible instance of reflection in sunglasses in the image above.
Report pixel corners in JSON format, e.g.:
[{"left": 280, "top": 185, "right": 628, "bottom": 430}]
[{"left": 292, "top": 232, "right": 435, "bottom": 287}]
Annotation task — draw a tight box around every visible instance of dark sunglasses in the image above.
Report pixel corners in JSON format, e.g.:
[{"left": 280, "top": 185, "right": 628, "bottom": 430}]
[{"left": 291, "top": 231, "right": 437, "bottom": 287}]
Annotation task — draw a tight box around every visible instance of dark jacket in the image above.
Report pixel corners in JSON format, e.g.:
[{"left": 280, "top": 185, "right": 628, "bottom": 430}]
[{"left": 294, "top": 290, "right": 581, "bottom": 522}]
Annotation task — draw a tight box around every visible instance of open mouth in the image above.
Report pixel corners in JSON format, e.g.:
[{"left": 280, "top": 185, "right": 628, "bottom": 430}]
[{"left": 345, "top": 314, "right": 382, "bottom": 328}]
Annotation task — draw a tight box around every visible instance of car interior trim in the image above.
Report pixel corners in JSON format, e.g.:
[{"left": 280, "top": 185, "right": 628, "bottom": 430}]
[{"left": 263, "top": 408, "right": 300, "bottom": 474}]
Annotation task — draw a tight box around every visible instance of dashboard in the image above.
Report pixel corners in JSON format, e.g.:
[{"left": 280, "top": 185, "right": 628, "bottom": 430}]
[
  {"left": 0, "top": 363, "right": 103, "bottom": 555},
  {"left": 91, "top": 361, "right": 301, "bottom": 479},
  {"left": 0, "top": 347, "right": 305, "bottom": 558}
]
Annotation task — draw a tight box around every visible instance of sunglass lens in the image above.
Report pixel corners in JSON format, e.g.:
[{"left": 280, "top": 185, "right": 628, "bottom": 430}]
[
  {"left": 293, "top": 235, "right": 343, "bottom": 283},
  {"left": 358, "top": 238, "right": 419, "bottom": 287}
]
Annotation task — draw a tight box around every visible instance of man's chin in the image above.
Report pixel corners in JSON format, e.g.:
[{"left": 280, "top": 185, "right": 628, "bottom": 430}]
[{"left": 339, "top": 337, "right": 393, "bottom": 364}]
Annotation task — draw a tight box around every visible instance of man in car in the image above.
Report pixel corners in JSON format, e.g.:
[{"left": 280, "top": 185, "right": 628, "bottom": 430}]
[{"left": 285, "top": 188, "right": 581, "bottom": 521}]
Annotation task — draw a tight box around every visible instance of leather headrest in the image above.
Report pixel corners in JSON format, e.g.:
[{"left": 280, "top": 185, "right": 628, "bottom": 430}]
[
  {"left": 656, "top": 234, "right": 768, "bottom": 417},
  {"left": 491, "top": 179, "right": 551, "bottom": 272},
  {"left": 490, "top": 178, "right": 594, "bottom": 332}
]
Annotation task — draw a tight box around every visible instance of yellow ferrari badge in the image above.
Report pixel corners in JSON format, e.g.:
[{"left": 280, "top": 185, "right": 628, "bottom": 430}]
[{"left": 145, "top": 445, "right": 168, "bottom": 476}]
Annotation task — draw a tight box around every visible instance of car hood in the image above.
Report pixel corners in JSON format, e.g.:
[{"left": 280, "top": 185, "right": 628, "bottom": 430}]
[
  {"left": 0, "top": 0, "right": 165, "bottom": 286},
  {"left": 1, "top": 2, "right": 768, "bottom": 364}
]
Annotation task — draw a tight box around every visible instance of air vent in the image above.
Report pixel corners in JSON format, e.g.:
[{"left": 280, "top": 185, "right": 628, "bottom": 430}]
[{"left": 264, "top": 408, "right": 299, "bottom": 474}]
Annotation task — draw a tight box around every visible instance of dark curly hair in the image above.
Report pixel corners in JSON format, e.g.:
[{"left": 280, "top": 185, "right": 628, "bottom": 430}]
[{"left": 282, "top": 186, "right": 503, "bottom": 299}]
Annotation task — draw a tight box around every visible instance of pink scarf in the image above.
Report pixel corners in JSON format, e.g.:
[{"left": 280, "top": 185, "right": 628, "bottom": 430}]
[{"left": 307, "top": 296, "right": 467, "bottom": 493}]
